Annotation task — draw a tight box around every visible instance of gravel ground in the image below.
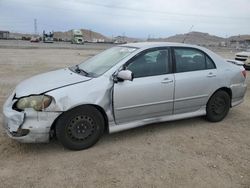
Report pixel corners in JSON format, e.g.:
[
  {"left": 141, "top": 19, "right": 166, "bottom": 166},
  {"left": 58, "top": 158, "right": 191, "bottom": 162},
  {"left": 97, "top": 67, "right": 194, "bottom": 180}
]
[{"left": 0, "top": 41, "right": 249, "bottom": 188}]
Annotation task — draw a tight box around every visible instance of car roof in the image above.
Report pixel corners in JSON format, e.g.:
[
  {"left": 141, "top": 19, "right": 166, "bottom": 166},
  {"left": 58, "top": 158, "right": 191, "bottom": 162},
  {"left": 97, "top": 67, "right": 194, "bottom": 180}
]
[{"left": 120, "top": 42, "right": 201, "bottom": 50}]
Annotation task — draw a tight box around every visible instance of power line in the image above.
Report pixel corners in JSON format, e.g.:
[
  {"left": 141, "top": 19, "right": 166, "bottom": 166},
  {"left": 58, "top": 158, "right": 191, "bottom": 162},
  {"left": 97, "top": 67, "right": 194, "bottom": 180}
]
[
  {"left": 77, "top": 0, "right": 250, "bottom": 20},
  {"left": 2, "top": 0, "right": 250, "bottom": 21}
]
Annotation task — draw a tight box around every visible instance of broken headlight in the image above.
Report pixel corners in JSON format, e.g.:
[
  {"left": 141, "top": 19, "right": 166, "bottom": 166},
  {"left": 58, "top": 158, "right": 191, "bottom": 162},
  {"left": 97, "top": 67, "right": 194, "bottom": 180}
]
[{"left": 15, "top": 95, "right": 52, "bottom": 111}]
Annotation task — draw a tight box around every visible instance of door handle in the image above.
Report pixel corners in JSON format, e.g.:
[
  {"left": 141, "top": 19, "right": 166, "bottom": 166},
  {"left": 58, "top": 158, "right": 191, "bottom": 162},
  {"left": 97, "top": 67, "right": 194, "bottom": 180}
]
[
  {"left": 161, "top": 78, "right": 173, "bottom": 84},
  {"left": 207, "top": 72, "right": 216, "bottom": 78}
]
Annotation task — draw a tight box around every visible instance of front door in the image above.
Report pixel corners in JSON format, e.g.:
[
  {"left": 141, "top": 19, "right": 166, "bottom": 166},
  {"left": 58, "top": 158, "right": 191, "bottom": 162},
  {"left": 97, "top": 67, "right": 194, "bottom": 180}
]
[{"left": 113, "top": 48, "right": 175, "bottom": 124}]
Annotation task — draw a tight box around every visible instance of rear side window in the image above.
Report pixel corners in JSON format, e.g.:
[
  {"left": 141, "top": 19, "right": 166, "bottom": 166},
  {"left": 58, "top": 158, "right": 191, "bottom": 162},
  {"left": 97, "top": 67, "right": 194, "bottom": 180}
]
[
  {"left": 206, "top": 56, "right": 216, "bottom": 69},
  {"left": 174, "top": 48, "right": 215, "bottom": 73}
]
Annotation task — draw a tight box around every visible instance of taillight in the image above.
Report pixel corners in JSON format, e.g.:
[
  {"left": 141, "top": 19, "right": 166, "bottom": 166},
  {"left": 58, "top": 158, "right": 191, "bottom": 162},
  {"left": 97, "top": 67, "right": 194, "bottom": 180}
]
[{"left": 242, "top": 70, "right": 246, "bottom": 78}]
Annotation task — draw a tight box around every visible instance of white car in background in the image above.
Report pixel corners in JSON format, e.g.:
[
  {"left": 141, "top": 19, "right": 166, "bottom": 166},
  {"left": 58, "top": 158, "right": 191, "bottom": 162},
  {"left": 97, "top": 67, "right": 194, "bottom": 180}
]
[{"left": 235, "top": 49, "right": 250, "bottom": 69}]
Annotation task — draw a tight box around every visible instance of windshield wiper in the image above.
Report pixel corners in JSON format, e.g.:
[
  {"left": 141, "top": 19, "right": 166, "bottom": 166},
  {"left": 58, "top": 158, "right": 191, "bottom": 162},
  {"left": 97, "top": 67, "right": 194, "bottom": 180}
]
[{"left": 75, "top": 65, "right": 89, "bottom": 76}]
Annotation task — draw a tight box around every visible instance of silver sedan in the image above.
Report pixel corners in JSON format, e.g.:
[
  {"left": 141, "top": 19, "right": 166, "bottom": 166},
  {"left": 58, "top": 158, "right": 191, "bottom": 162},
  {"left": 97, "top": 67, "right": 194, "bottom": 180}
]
[{"left": 3, "top": 42, "right": 247, "bottom": 150}]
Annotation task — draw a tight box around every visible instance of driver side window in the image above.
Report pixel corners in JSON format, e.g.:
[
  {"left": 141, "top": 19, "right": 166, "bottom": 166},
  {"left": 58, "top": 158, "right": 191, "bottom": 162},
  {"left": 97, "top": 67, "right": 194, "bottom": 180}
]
[{"left": 126, "top": 48, "right": 170, "bottom": 78}]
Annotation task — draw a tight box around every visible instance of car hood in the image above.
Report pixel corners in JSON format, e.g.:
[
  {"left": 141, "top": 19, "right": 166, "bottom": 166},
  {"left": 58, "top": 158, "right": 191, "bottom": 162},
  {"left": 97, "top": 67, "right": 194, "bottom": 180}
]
[
  {"left": 236, "top": 51, "right": 250, "bottom": 56},
  {"left": 15, "top": 68, "right": 91, "bottom": 97}
]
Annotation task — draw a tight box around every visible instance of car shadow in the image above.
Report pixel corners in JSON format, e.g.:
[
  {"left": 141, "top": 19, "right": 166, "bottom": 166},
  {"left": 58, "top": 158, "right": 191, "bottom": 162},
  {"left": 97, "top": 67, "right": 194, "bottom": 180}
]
[
  {"left": 100, "top": 116, "right": 207, "bottom": 144},
  {"left": 1, "top": 116, "right": 215, "bottom": 153}
]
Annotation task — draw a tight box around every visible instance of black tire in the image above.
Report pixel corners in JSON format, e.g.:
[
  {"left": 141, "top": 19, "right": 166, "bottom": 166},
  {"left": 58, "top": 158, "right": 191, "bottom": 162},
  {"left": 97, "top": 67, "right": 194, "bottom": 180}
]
[
  {"left": 206, "top": 90, "right": 230, "bottom": 122},
  {"left": 56, "top": 105, "right": 104, "bottom": 150}
]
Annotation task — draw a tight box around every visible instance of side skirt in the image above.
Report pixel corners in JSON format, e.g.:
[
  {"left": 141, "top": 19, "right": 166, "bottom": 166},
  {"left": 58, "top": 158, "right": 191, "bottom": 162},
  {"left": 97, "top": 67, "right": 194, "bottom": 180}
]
[{"left": 109, "top": 107, "right": 206, "bottom": 133}]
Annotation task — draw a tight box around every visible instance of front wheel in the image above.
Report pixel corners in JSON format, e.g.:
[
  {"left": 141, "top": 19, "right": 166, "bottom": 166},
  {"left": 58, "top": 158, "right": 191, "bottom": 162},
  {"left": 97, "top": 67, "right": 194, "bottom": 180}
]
[
  {"left": 56, "top": 106, "right": 105, "bottom": 150},
  {"left": 206, "top": 90, "right": 230, "bottom": 122}
]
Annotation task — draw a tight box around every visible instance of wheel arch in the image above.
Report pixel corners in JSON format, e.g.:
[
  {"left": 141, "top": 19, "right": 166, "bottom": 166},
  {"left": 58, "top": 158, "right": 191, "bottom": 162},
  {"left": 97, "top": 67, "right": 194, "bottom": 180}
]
[
  {"left": 50, "top": 104, "right": 109, "bottom": 138},
  {"left": 209, "top": 87, "right": 232, "bottom": 106}
]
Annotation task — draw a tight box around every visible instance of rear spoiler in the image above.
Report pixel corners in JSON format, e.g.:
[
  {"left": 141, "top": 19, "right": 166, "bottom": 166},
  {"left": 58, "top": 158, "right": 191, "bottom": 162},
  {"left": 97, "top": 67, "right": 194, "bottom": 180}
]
[{"left": 226, "top": 59, "right": 244, "bottom": 66}]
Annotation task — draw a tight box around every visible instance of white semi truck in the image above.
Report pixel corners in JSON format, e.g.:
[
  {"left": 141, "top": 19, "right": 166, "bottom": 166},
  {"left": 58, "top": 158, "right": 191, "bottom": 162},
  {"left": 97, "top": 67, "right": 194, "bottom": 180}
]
[{"left": 71, "top": 29, "right": 84, "bottom": 44}]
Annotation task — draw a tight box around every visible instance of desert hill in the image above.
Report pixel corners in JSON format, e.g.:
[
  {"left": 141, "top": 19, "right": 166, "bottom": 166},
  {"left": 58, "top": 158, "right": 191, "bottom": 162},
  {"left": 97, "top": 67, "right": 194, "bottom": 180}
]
[
  {"left": 149, "top": 31, "right": 225, "bottom": 46},
  {"left": 53, "top": 29, "right": 110, "bottom": 42}
]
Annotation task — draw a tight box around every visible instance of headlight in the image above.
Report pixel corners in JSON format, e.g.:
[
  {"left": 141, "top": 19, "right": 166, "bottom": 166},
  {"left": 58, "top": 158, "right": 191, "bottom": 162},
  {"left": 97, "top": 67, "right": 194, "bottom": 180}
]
[{"left": 15, "top": 95, "right": 52, "bottom": 111}]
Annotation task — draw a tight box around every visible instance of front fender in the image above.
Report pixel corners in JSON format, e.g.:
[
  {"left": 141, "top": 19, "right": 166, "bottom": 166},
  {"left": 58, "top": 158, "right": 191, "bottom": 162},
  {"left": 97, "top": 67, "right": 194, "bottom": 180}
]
[{"left": 44, "top": 77, "right": 115, "bottom": 123}]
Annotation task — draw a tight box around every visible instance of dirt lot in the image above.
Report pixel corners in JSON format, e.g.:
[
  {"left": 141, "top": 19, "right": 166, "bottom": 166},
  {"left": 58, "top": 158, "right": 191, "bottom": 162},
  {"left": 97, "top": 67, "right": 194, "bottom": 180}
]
[{"left": 0, "top": 41, "right": 249, "bottom": 188}]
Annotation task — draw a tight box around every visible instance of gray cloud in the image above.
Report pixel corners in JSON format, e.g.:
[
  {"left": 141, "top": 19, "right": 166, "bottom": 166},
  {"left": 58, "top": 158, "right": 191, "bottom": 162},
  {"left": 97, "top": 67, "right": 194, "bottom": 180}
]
[{"left": 0, "top": 0, "right": 249, "bottom": 37}]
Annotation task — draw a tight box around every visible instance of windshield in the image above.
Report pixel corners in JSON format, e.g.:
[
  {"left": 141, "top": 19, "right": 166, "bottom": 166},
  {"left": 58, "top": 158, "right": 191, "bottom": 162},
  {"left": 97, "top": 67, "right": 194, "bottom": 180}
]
[{"left": 77, "top": 46, "right": 137, "bottom": 77}]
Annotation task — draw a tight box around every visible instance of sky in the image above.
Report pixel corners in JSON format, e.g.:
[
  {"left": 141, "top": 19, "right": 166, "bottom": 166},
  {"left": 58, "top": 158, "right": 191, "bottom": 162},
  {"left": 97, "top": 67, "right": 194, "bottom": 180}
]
[{"left": 0, "top": 0, "right": 250, "bottom": 38}]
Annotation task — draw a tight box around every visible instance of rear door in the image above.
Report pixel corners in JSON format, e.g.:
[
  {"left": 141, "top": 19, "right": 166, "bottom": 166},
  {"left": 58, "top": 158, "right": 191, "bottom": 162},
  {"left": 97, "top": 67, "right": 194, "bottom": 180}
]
[
  {"left": 172, "top": 47, "right": 218, "bottom": 114},
  {"left": 113, "top": 48, "right": 175, "bottom": 124}
]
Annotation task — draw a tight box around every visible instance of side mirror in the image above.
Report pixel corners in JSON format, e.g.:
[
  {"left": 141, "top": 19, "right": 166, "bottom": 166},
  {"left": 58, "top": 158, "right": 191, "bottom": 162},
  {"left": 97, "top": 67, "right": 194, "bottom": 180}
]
[{"left": 116, "top": 70, "right": 133, "bottom": 81}]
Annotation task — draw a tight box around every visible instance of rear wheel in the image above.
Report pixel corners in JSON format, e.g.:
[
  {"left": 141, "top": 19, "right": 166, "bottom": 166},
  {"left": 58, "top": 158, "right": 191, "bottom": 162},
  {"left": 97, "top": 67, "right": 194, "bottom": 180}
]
[
  {"left": 206, "top": 90, "right": 230, "bottom": 122},
  {"left": 56, "top": 106, "right": 104, "bottom": 150}
]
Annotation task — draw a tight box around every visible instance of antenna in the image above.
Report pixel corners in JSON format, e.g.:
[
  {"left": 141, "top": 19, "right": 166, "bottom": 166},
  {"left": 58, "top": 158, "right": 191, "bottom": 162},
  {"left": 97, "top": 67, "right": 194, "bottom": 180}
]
[
  {"left": 182, "top": 25, "right": 193, "bottom": 43},
  {"left": 34, "top": 18, "right": 37, "bottom": 35}
]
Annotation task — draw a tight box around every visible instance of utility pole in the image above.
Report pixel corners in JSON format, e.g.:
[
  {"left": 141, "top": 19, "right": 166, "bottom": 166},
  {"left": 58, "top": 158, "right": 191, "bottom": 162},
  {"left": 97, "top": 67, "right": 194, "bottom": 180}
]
[
  {"left": 182, "top": 25, "right": 194, "bottom": 43},
  {"left": 89, "top": 29, "right": 92, "bottom": 42},
  {"left": 147, "top": 34, "right": 151, "bottom": 41},
  {"left": 34, "top": 18, "right": 37, "bottom": 36},
  {"left": 122, "top": 32, "right": 125, "bottom": 43}
]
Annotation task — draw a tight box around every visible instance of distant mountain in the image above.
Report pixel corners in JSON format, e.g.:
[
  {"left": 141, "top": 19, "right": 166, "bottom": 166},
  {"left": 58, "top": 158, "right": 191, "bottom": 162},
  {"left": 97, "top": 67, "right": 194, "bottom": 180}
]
[
  {"left": 54, "top": 29, "right": 110, "bottom": 42},
  {"left": 7, "top": 30, "right": 143, "bottom": 43},
  {"left": 114, "top": 36, "right": 144, "bottom": 43},
  {"left": 7, "top": 30, "right": 250, "bottom": 45},
  {"left": 227, "top": 34, "right": 250, "bottom": 41},
  {"left": 149, "top": 31, "right": 225, "bottom": 46}
]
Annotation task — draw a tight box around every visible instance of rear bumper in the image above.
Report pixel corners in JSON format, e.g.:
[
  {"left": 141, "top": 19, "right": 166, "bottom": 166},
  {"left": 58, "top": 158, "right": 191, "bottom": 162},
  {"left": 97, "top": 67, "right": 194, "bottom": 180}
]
[{"left": 230, "top": 83, "right": 247, "bottom": 107}]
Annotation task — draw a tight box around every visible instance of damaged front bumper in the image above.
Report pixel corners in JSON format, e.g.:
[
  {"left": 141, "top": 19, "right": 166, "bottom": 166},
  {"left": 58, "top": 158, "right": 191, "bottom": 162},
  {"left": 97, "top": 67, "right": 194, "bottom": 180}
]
[{"left": 2, "top": 91, "right": 61, "bottom": 143}]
